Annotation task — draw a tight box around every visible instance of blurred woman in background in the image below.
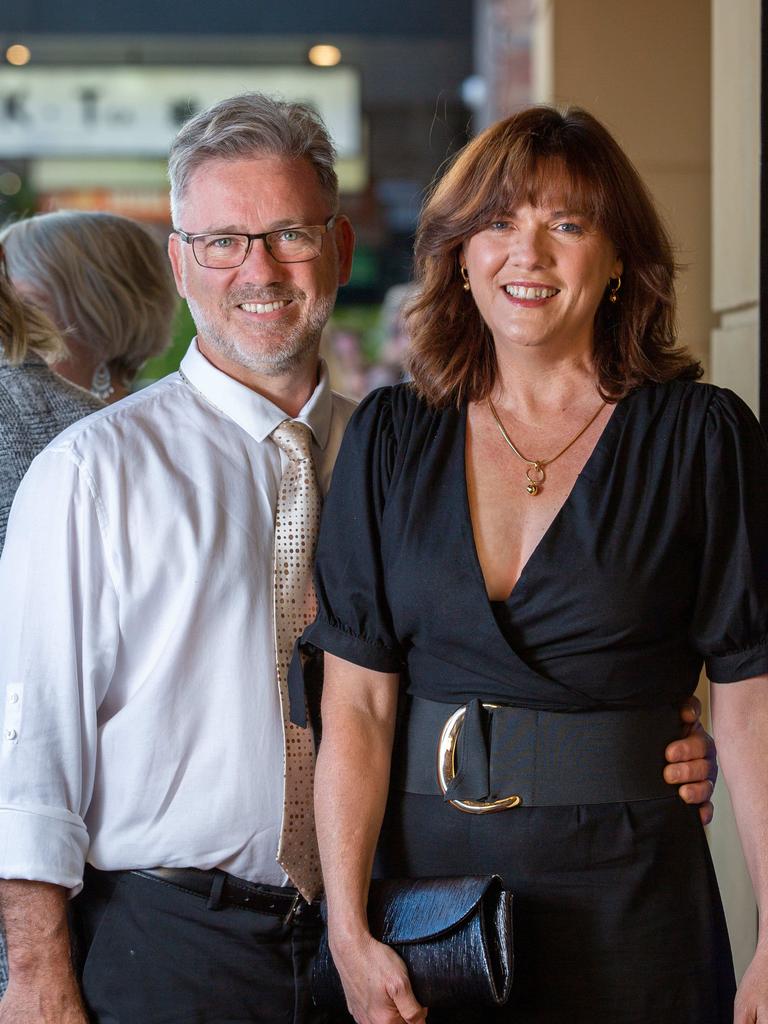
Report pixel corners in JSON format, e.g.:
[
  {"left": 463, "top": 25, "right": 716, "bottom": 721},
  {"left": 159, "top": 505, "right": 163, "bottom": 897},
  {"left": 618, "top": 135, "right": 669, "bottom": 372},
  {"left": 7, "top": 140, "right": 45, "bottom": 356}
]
[
  {"left": 0, "top": 246, "right": 103, "bottom": 553},
  {"left": 0, "top": 210, "right": 177, "bottom": 403}
]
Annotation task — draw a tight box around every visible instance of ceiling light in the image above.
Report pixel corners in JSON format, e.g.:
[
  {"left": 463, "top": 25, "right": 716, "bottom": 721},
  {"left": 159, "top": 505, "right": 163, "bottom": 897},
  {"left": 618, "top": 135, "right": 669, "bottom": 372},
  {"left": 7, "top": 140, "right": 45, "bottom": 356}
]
[
  {"left": 308, "top": 45, "right": 341, "bottom": 68},
  {"left": 0, "top": 172, "right": 22, "bottom": 196},
  {"left": 6, "top": 44, "right": 31, "bottom": 66}
]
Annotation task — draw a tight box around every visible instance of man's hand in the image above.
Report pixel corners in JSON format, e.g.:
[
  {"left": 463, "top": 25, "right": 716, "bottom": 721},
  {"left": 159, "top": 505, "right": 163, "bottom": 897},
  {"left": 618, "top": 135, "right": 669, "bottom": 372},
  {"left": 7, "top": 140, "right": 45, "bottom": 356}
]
[
  {"left": 664, "top": 696, "right": 717, "bottom": 825},
  {"left": 0, "top": 974, "right": 88, "bottom": 1023},
  {"left": 331, "top": 932, "right": 427, "bottom": 1024},
  {"left": 0, "top": 880, "right": 87, "bottom": 1024}
]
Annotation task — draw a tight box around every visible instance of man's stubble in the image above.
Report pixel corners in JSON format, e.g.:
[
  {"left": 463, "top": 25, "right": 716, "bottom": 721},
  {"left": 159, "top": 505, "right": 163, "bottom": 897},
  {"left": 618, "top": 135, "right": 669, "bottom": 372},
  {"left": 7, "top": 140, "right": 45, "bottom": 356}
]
[{"left": 187, "top": 286, "right": 337, "bottom": 378}]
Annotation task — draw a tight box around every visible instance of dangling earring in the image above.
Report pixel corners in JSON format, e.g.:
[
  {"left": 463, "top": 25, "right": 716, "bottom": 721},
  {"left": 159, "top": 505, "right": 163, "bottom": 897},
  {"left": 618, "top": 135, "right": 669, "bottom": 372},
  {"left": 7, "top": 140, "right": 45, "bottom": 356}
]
[
  {"left": 460, "top": 265, "right": 471, "bottom": 292},
  {"left": 608, "top": 275, "right": 622, "bottom": 303},
  {"left": 91, "top": 360, "right": 114, "bottom": 401}
]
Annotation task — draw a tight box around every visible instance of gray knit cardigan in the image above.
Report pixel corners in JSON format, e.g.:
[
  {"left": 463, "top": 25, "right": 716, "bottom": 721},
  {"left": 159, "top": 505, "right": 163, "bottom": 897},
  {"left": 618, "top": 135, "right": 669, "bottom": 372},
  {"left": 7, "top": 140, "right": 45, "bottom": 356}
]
[{"left": 0, "top": 353, "right": 104, "bottom": 553}]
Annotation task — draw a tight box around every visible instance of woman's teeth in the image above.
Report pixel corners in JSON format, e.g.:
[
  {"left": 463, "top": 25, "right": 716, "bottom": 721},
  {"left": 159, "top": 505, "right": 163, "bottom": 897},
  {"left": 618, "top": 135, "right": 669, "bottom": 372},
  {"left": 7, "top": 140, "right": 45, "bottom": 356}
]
[{"left": 504, "top": 285, "right": 559, "bottom": 300}]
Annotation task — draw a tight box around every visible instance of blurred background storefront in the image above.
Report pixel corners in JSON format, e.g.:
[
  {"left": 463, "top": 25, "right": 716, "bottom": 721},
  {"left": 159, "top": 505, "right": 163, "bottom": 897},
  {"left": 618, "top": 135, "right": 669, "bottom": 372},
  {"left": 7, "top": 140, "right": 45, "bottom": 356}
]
[
  {"left": 1, "top": 0, "right": 763, "bottom": 981},
  {"left": 0, "top": 0, "right": 474, "bottom": 394}
]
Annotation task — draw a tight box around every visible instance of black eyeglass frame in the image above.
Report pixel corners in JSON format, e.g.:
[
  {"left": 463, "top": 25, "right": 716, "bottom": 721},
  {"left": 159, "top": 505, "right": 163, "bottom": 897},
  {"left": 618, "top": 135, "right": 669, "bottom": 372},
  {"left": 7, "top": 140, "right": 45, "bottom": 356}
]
[{"left": 173, "top": 215, "right": 337, "bottom": 268}]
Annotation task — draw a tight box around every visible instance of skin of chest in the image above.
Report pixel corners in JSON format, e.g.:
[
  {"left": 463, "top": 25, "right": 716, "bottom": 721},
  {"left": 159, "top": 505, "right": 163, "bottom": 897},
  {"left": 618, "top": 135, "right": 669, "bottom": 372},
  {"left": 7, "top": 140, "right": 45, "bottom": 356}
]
[{"left": 465, "top": 399, "right": 615, "bottom": 601}]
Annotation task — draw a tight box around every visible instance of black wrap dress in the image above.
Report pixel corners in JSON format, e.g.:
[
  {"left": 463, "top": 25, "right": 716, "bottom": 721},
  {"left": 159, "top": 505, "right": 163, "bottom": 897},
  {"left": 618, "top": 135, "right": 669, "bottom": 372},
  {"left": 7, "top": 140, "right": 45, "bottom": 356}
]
[{"left": 304, "top": 380, "right": 768, "bottom": 1023}]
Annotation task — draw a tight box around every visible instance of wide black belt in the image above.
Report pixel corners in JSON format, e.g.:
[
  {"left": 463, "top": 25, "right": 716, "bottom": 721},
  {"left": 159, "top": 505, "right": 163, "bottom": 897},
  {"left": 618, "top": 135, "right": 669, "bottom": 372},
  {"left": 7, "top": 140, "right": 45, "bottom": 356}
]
[
  {"left": 392, "top": 696, "right": 681, "bottom": 811},
  {"left": 131, "top": 867, "right": 320, "bottom": 923}
]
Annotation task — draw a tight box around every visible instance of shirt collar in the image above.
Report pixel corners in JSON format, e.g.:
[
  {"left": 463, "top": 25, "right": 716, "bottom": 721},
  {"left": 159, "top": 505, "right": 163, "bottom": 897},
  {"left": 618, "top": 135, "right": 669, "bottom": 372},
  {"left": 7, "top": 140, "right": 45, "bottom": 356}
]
[{"left": 178, "top": 338, "right": 333, "bottom": 448}]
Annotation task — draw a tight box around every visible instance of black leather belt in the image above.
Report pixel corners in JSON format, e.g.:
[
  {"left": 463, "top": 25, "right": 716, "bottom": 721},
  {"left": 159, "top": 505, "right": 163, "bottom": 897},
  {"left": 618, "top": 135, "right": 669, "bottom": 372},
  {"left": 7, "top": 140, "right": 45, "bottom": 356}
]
[
  {"left": 133, "top": 867, "right": 320, "bottom": 924},
  {"left": 392, "top": 696, "right": 681, "bottom": 810}
]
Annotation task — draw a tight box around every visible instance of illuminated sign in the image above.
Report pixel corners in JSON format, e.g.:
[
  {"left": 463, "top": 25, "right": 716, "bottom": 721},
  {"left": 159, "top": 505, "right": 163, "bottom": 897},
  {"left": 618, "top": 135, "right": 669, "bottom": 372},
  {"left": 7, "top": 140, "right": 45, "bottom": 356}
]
[{"left": 0, "top": 66, "right": 361, "bottom": 158}]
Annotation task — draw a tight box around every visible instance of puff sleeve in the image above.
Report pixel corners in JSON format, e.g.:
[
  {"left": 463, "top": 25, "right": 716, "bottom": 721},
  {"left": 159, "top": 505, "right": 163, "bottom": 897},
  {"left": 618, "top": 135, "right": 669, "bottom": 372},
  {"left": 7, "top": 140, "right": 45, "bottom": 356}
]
[
  {"left": 304, "top": 387, "right": 404, "bottom": 672},
  {"left": 691, "top": 389, "right": 768, "bottom": 682}
]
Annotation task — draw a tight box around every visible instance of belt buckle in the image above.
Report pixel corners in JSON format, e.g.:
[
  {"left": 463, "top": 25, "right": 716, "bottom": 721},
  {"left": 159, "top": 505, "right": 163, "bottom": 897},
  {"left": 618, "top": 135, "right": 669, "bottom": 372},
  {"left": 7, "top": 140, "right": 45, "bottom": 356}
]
[
  {"left": 436, "top": 703, "right": 522, "bottom": 814},
  {"left": 282, "top": 891, "right": 303, "bottom": 926}
]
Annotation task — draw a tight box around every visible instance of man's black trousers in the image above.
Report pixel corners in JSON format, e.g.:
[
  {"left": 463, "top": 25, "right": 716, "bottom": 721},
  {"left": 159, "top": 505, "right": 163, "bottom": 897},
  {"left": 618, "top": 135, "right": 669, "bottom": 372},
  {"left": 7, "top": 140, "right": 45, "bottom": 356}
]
[{"left": 71, "top": 866, "right": 328, "bottom": 1024}]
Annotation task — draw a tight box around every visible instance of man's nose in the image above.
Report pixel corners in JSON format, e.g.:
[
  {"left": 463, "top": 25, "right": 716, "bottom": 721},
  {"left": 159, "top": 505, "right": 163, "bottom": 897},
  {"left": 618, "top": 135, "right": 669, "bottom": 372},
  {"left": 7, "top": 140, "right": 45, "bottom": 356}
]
[{"left": 235, "top": 236, "right": 286, "bottom": 281}]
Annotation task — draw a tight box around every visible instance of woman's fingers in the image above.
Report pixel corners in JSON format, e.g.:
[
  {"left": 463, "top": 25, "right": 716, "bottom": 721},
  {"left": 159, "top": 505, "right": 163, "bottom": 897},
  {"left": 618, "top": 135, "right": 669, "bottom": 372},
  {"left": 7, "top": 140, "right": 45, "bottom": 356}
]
[
  {"left": 335, "top": 935, "right": 427, "bottom": 1024},
  {"left": 386, "top": 972, "right": 428, "bottom": 1023}
]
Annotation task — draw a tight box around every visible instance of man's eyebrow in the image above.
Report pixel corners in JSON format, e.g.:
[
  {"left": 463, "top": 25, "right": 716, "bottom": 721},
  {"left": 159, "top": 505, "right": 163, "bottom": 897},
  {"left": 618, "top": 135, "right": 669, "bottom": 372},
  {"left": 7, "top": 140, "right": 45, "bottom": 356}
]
[
  {"left": 193, "top": 224, "right": 248, "bottom": 235},
  {"left": 196, "top": 218, "right": 309, "bottom": 235}
]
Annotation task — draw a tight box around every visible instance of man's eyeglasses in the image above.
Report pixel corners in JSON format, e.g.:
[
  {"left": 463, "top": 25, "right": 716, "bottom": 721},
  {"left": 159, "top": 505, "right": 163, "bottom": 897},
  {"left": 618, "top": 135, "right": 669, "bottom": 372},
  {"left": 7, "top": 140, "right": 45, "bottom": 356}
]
[{"left": 174, "top": 216, "right": 336, "bottom": 269}]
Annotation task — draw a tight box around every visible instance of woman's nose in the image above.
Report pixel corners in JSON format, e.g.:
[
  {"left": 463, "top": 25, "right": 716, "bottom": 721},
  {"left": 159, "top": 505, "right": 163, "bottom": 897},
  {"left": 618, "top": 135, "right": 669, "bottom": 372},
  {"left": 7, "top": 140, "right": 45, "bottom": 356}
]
[{"left": 508, "top": 228, "right": 551, "bottom": 269}]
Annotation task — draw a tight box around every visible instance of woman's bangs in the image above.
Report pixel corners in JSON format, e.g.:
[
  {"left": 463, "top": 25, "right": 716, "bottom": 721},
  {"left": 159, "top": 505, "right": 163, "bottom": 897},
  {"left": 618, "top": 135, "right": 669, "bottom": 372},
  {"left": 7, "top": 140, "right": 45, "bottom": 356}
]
[{"left": 496, "top": 153, "right": 607, "bottom": 227}]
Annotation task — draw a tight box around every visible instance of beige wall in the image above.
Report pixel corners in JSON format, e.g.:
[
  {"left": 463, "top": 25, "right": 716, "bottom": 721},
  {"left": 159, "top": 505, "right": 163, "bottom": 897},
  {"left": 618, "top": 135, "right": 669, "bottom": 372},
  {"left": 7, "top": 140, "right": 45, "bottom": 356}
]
[
  {"left": 706, "top": 0, "right": 761, "bottom": 980},
  {"left": 711, "top": 0, "right": 760, "bottom": 411},
  {"left": 531, "top": 0, "right": 761, "bottom": 981}
]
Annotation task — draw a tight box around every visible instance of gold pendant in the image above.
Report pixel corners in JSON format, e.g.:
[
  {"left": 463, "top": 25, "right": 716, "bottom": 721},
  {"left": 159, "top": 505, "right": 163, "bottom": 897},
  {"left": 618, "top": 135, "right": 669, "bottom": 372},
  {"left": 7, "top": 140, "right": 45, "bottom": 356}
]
[{"left": 526, "top": 462, "right": 545, "bottom": 496}]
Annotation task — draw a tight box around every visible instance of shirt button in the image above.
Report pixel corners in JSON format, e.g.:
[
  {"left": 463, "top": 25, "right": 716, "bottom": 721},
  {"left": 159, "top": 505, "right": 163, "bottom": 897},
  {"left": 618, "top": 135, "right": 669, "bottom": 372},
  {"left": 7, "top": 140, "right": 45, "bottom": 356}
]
[
  {"left": 4, "top": 729, "right": 17, "bottom": 740},
  {"left": 8, "top": 692, "right": 19, "bottom": 704}
]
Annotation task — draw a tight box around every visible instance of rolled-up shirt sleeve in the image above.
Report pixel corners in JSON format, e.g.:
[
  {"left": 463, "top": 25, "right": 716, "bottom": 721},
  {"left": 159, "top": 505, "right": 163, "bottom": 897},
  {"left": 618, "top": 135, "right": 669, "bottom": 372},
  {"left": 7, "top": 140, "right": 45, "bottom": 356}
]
[{"left": 0, "top": 446, "right": 118, "bottom": 893}]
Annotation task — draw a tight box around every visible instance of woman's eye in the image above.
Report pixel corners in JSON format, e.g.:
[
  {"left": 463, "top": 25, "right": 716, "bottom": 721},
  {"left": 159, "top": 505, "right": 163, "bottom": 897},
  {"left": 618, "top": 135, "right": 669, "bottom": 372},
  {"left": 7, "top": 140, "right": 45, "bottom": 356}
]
[
  {"left": 489, "top": 221, "right": 511, "bottom": 231},
  {"left": 556, "top": 222, "right": 583, "bottom": 234}
]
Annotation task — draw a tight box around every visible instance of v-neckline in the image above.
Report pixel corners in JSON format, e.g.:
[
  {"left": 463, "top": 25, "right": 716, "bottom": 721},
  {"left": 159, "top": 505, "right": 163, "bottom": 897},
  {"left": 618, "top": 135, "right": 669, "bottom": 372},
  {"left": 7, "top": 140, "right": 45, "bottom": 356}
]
[{"left": 459, "top": 393, "right": 631, "bottom": 611}]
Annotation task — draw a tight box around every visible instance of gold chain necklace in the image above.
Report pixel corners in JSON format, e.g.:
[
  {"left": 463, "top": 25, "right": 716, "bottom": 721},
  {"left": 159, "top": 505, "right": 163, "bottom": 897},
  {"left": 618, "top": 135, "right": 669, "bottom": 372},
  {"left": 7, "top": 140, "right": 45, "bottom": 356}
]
[{"left": 486, "top": 396, "right": 606, "bottom": 496}]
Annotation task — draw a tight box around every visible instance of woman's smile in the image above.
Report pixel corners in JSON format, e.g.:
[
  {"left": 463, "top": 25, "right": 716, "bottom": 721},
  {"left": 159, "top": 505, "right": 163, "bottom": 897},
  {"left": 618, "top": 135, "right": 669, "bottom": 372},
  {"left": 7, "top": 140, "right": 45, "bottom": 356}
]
[{"left": 461, "top": 201, "right": 621, "bottom": 353}]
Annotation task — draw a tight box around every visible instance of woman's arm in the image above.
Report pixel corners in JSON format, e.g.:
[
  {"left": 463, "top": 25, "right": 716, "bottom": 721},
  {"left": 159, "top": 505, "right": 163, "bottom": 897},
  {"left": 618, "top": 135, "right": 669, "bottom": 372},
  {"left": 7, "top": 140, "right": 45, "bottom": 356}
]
[
  {"left": 314, "top": 653, "right": 427, "bottom": 1024},
  {"left": 711, "top": 674, "right": 768, "bottom": 1023}
]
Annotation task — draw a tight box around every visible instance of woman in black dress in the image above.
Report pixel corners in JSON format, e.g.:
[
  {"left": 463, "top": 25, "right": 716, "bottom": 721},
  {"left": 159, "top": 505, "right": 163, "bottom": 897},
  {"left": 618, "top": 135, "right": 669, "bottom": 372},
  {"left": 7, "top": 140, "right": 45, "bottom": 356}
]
[{"left": 306, "top": 107, "right": 768, "bottom": 1022}]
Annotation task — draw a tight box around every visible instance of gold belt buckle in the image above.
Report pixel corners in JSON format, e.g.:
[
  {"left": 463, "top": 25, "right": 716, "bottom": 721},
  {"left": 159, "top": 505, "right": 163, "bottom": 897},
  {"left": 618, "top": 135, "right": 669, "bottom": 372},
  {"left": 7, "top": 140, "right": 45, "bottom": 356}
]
[{"left": 436, "top": 703, "right": 522, "bottom": 813}]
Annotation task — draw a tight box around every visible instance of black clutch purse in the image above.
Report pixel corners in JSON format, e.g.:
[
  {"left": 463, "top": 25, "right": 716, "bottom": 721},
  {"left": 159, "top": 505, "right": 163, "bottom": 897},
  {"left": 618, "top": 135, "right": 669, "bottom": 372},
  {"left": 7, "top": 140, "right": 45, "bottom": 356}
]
[{"left": 312, "top": 875, "right": 513, "bottom": 1011}]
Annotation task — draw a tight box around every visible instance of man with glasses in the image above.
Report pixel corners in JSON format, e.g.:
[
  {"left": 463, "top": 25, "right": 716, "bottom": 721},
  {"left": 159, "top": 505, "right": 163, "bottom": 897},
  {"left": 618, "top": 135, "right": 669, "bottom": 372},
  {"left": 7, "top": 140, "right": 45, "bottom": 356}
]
[
  {"left": 0, "top": 93, "right": 715, "bottom": 1024},
  {"left": 0, "top": 93, "right": 355, "bottom": 1024}
]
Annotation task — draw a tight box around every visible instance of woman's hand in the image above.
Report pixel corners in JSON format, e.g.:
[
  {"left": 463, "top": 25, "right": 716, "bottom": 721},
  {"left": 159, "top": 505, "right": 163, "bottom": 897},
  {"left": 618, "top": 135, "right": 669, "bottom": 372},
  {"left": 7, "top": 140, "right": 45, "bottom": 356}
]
[
  {"left": 331, "top": 932, "right": 427, "bottom": 1024},
  {"left": 314, "top": 657, "right": 420, "bottom": 1022},
  {"left": 734, "top": 944, "right": 768, "bottom": 1022}
]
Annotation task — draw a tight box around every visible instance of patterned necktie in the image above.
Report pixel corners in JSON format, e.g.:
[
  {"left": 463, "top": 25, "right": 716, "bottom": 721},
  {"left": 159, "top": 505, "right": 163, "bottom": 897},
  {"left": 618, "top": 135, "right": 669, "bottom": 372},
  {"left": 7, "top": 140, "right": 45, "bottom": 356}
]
[{"left": 271, "top": 419, "right": 323, "bottom": 902}]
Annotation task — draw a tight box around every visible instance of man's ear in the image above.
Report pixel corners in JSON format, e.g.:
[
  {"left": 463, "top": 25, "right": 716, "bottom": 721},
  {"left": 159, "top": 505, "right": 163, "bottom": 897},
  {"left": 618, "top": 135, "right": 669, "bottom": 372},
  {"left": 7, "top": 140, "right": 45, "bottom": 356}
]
[
  {"left": 168, "top": 233, "right": 187, "bottom": 299},
  {"left": 334, "top": 215, "right": 355, "bottom": 287}
]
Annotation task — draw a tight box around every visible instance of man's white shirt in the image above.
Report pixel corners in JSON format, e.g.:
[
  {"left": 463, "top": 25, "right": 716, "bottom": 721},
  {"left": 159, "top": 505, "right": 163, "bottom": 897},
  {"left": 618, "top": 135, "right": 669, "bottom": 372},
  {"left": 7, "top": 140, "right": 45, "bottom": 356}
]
[{"left": 0, "top": 340, "right": 356, "bottom": 894}]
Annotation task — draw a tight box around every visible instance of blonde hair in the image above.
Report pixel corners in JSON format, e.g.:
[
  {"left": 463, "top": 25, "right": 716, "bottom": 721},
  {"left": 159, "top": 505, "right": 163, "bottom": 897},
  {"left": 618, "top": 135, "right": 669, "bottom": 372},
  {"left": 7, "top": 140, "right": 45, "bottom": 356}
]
[
  {"left": 0, "top": 211, "right": 178, "bottom": 379},
  {"left": 0, "top": 246, "right": 64, "bottom": 365}
]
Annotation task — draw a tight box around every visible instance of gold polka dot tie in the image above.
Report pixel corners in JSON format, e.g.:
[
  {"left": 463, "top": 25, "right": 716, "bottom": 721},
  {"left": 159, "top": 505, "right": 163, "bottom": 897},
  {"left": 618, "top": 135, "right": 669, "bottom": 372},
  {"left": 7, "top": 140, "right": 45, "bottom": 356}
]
[{"left": 271, "top": 419, "right": 323, "bottom": 903}]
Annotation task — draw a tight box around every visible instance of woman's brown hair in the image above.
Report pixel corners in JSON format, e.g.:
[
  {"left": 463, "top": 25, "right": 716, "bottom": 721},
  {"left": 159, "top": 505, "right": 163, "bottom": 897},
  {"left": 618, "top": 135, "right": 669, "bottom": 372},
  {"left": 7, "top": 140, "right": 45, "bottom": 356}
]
[
  {"left": 0, "top": 245, "right": 64, "bottom": 365},
  {"left": 407, "top": 105, "right": 701, "bottom": 408}
]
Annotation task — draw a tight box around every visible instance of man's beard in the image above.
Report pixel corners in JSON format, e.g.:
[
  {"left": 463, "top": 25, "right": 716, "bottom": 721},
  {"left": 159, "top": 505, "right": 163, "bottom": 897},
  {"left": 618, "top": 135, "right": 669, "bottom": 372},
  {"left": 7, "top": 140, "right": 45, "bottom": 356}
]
[{"left": 187, "top": 285, "right": 336, "bottom": 377}]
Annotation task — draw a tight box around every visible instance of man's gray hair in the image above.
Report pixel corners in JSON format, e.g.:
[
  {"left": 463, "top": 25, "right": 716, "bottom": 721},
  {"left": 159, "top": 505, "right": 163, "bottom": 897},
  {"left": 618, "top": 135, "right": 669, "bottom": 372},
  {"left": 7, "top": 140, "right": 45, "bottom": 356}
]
[{"left": 168, "top": 93, "right": 339, "bottom": 223}]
